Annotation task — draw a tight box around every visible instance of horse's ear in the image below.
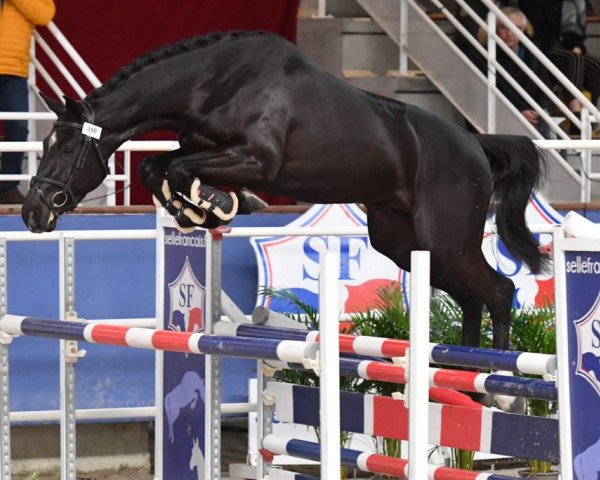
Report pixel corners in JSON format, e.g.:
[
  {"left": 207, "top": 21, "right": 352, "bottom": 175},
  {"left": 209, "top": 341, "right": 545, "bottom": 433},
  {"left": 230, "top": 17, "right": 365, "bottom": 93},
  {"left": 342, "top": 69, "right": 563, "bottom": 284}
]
[
  {"left": 63, "top": 96, "right": 83, "bottom": 115},
  {"left": 40, "top": 93, "right": 64, "bottom": 115}
]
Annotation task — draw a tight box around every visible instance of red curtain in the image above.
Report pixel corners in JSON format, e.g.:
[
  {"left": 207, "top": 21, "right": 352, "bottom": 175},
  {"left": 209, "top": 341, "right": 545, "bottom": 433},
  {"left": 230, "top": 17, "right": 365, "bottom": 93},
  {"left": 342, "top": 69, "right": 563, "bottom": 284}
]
[{"left": 39, "top": 0, "right": 300, "bottom": 205}]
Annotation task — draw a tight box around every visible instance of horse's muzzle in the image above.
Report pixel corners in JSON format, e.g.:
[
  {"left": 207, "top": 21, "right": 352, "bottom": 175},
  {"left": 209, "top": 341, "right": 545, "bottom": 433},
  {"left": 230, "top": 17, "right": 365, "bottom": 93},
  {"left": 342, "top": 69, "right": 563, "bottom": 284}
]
[{"left": 22, "top": 188, "right": 58, "bottom": 233}]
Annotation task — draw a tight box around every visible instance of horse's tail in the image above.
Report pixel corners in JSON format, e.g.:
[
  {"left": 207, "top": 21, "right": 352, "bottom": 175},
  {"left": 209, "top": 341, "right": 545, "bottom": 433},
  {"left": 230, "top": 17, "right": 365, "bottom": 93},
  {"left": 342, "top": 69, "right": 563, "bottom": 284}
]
[{"left": 473, "top": 133, "right": 547, "bottom": 274}]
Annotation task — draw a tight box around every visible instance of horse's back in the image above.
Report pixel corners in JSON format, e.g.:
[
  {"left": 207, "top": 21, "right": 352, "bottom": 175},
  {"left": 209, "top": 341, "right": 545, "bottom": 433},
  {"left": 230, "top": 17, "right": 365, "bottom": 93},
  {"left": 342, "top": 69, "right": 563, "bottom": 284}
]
[{"left": 193, "top": 33, "right": 491, "bottom": 208}]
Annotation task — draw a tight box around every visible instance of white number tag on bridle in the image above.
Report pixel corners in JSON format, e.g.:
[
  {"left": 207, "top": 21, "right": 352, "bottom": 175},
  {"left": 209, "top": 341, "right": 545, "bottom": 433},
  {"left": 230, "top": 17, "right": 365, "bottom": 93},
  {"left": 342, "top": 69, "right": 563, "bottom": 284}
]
[{"left": 82, "top": 122, "right": 102, "bottom": 139}]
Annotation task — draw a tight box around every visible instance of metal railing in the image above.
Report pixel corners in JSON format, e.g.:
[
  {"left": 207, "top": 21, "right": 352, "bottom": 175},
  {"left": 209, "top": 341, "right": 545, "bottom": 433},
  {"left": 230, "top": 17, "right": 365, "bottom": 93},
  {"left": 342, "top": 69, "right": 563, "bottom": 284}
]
[
  {"left": 0, "top": 22, "right": 177, "bottom": 206},
  {"left": 396, "top": 0, "right": 600, "bottom": 202}
]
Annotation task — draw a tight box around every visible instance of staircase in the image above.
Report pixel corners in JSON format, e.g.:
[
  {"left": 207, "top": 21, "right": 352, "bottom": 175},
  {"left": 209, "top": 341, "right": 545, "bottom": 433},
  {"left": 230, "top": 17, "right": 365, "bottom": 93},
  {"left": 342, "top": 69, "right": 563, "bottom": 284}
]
[{"left": 296, "top": 0, "right": 585, "bottom": 202}]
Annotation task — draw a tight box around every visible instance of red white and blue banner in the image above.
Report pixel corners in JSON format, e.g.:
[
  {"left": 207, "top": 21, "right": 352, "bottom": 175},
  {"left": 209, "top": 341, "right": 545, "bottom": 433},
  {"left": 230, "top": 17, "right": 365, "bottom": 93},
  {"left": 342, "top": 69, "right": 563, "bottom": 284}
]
[
  {"left": 251, "top": 197, "right": 561, "bottom": 314},
  {"left": 251, "top": 203, "right": 401, "bottom": 313},
  {"left": 267, "top": 382, "right": 559, "bottom": 463},
  {"left": 159, "top": 226, "right": 207, "bottom": 480}
]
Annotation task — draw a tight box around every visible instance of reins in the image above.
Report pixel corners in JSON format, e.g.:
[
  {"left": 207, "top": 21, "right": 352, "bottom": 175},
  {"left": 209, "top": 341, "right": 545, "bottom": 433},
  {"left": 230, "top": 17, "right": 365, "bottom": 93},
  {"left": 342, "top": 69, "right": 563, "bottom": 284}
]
[{"left": 30, "top": 101, "right": 109, "bottom": 213}]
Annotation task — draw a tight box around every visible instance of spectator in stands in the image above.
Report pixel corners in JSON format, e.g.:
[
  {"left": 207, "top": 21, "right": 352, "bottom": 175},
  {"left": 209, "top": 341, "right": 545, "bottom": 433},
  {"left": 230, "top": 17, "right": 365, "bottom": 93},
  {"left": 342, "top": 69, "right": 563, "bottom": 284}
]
[
  {"left": 0, "top": 0, "right": 55, "bottom": 204},
  {"left": 519, "top": 0, "right": 600, "bottom": 132},
  {"left": 455, "top": 0, "right": 513, "bottom": 60},
  {"left": 480, "top": 7, "right": 552, "bottom": 136}
]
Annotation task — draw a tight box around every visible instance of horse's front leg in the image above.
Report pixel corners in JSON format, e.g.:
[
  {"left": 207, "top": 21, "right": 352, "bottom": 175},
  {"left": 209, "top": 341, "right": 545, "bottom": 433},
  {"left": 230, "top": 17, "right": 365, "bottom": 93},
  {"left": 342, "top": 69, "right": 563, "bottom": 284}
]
[
  {"left": 166, "top": 149, "right": 269, "bottom": 223},
  {"left": 138, "top": 150, "right": 212, "bottom": 231}
]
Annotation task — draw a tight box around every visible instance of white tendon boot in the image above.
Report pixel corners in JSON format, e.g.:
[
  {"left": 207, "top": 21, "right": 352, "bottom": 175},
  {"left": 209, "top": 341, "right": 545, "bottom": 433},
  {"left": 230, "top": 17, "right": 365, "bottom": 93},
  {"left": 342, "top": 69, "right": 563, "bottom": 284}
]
[{"left": 153, "top": 180, "right": 207, "bottom": 233}]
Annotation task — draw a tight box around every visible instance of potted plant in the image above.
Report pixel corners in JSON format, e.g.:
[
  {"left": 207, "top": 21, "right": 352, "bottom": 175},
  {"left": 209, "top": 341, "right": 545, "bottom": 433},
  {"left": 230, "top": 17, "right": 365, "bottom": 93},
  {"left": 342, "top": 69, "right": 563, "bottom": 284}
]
[{"left": 508, "top": 304, "right": 559, "bottom": 479}]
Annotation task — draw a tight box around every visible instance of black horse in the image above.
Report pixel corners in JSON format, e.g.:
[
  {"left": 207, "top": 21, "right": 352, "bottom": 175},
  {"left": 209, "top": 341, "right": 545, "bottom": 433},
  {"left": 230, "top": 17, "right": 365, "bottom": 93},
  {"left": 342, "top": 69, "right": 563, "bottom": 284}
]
[{"left": 22, "top": 31, "right": 546, "bottom": 352}]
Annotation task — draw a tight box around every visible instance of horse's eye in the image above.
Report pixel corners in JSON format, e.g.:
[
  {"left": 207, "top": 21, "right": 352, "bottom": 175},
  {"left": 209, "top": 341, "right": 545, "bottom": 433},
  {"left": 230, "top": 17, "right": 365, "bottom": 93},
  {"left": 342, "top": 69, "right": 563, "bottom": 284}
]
[{"left": 63, "top": 145, "right": 74, "bottom": 155}]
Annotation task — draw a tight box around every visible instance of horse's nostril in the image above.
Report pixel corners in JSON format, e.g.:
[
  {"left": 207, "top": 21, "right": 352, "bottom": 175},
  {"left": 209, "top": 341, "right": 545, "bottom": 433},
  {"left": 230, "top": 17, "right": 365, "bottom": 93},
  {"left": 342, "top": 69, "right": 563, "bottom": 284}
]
[{"left": 28, "top": 211, "right": 37, "bottom": 227}]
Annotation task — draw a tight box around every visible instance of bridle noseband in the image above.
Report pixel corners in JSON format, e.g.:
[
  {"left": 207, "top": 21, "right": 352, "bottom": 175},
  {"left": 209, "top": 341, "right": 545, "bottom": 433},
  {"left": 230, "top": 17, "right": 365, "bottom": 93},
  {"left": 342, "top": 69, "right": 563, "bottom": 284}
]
[{"left": 31, "top": 101, "right": 109, "bottom": 214}]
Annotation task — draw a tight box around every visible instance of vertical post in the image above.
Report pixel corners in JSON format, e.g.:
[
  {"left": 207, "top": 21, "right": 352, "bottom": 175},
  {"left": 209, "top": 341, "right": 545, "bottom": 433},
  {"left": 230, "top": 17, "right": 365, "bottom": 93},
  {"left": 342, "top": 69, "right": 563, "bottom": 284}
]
[
  {"left": 205, "top": 231, "right": 223, "bottom": 480},
  {"left": 27, "top": 40, "right": 37, "bottom": 182},
  {"left": 316, "top": 0, "right": 327, "bottom": 18},
  {"left": 105, "top": 155, "right": 116, "bottom": 207},
  {"left": 580, "top": 108, "right": 592, "bottom": 203},
  {"left": 0, "top": 336, "right": 10, "bottom": 480},
  {"left": 256, "top": 362, "right": 274, "bottom": 479},
  {"left": 154, "top": 210, "right": 166, "bottom": 478},
  {"left": 399, "top": 0, "right": 408, "bottom": 76},
  {"left": 553, "top": 228, "right": 573, "bottom": 480},
  {"left": 319, "top": 252, "right": 340, "bottom": 479},
  {"left": 0, "top": 239, "right": 11, "bottom": 480},
  {"left": 124, "top": 151, "right": 131, "bottom": 206},
  {"left": 59, "top": 236, "right": 77, "bottom": 480},
  {"left": 486, "top": 11, "right": 497, "bottom": 134},
  {"left": 408, "top": 251, "right": 430, "bottom": 479}
]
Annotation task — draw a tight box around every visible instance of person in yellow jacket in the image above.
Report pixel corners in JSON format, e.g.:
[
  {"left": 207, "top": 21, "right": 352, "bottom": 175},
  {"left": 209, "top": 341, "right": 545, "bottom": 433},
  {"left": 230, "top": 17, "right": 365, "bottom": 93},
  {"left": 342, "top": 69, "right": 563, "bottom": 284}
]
[{"left": 0, "top": 0, "right": 55, "bottom": 204}]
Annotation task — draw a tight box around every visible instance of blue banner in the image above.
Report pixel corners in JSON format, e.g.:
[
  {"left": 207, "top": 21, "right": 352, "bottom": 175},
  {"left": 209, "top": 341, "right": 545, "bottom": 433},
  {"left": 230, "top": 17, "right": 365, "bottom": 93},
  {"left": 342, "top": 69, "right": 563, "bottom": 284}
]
[
  {"left": 161, "top": 227, "right": 206, "bottom": 479},
  {"left": 564, "top": 251, "right": 600, "bottom": 479}
]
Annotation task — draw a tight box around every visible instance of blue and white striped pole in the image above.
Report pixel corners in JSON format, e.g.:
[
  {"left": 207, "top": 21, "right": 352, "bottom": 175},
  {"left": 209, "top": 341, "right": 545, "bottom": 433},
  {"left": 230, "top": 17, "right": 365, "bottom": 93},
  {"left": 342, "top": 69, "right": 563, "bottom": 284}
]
[
  {"left": 0, "top": 315, "right": 318, "bottom": 363},
  {"left": 262, "top": 434, "right": 518, "bottom": 480},
  {"left": 213, "top": 322, "right": 556, "bottom": 376}
]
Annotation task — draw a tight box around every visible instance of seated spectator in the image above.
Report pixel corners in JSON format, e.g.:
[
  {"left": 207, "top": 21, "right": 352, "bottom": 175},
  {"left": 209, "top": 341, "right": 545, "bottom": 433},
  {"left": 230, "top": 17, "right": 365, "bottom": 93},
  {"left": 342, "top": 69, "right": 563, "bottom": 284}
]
[
  {"left": 478, "top": 7, "right": 552, "bottom": 137},
  {"left": 520, "top": 0, "right": 600, "bottom": 132}
]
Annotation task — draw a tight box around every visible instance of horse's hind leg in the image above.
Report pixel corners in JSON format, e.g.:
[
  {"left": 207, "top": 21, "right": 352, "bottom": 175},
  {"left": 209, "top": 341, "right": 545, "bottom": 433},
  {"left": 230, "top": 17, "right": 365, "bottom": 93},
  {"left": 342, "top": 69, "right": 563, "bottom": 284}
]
[
  {"left": 427, "top": 251, "right": 515, "bottom": 351},
  {"left": 428, "top": 254, "right": 519, "bottom": 410}
]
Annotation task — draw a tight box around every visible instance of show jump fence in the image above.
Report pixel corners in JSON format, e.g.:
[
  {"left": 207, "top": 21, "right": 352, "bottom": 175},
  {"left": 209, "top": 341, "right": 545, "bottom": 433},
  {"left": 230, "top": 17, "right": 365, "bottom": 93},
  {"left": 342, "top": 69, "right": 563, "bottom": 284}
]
[{"left": 1, "top": 210, "right": 599, "bottom": 480}]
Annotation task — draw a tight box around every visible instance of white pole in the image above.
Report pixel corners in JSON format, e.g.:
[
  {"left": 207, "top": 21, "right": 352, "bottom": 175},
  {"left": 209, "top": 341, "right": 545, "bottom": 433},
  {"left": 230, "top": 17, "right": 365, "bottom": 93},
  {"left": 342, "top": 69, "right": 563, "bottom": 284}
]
[
  {"left": 46, "top": 22, "right": 102, "bottom": 88},
  {"left": 154, "top": 211, "right": 166, "bottom": 479},
  {"left": 316, "top": 0, "right": 327, "bottom": 18},
  {"left": 486, "top": 11, "right": 497, "bottom": 133},
  {"left": 581, "top": 108, "right": 592, "bottom": 203},
  {"left": 27, "top": 40, "right": 38, "bottom": 186},
  {"left": 408, "top": 251, "right": 430, "bottom": 479},
  {"left": 553, "top": 228, "right": 573, "bottom": 480},
  {"left": 319, "top": 252, "right": 341, "bottom": 479},
  {"left": 399, "top": 0, "right": 408, "bottom": 76}
]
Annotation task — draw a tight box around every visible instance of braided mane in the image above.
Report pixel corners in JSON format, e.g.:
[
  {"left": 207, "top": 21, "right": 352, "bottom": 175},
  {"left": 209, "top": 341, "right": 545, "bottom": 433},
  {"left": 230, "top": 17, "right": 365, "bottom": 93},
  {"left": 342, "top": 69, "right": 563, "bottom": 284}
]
[{"left": 88, "top": 31, "right": 267, "bottom": 99}]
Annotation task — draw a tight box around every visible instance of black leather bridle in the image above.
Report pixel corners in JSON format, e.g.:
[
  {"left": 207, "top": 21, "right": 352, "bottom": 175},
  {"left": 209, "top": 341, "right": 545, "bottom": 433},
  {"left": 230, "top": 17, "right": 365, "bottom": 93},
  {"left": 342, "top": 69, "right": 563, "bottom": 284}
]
[{"left": 31, "top": 101, "right": 109, "bottom": 214}]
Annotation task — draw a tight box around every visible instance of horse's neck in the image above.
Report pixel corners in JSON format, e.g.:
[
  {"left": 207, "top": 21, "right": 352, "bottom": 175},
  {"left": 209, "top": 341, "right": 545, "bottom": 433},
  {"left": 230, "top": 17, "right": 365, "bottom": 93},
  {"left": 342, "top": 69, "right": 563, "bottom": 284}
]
[{"left": 89, "top": 82, "right": 185, "bottom": 150}]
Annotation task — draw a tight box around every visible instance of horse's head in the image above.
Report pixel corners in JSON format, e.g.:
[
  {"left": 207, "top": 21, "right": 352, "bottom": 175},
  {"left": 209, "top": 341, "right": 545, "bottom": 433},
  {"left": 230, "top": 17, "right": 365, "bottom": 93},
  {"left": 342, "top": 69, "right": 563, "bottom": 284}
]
[{"left": 22, "top": 95, "right": 110, "bottom": 232}]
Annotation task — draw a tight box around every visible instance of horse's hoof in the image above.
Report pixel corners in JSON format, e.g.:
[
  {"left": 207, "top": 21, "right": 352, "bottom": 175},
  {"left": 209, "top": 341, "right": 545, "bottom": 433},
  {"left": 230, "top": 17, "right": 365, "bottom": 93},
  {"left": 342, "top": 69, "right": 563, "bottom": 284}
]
[
  {"left": 237, "top": 188, "right": 268, "bottom": 214},
  {"left": 494, "top": 394, "right": 527, "bottom": 414},
  {"left": 190, "top": 178, "right": 239, "bottom": 221}
]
